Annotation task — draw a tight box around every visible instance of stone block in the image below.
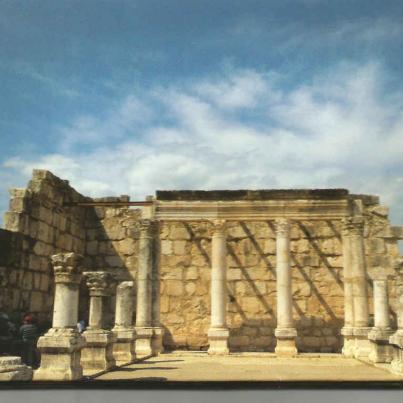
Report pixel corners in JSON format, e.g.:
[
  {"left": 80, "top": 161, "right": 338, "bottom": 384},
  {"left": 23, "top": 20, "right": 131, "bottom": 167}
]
[
  {"left": 173, "top": 240, "right": 187, "bottom": 255},
  {"left": 0, "top": 356, "right": 33, "bottom": 381},
  {"left": 169, "top": 225, "right": 191, "bottom": 240},
  {"left": 116, "top": 238, "right": 136, "bottom": 255},
  {"left": 165, "top": 280, "right": 184, "bottom": 296},
  {"left": 184, "top": 267, "right": 199, "bottom": 280},
  {"left": 161, "top": 240, "right": 173, "bottom": 255},
  {"left": 86, "top": 240, "right": 98, "bottom": 256}
]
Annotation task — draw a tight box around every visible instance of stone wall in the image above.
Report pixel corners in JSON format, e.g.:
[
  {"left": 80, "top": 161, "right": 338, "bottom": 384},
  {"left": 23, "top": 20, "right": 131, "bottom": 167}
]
[
  {"left": 0, "top": 170, "right": 87, "bottom": 322},
  {"left": 83, "top": 200, "right": 140, "bottom": 326}
]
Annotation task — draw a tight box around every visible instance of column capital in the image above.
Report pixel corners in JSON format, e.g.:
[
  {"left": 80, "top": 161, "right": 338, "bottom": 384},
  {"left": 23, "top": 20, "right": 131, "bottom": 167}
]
[
  {"left": 341, "top": 216, "right": 364, "bottom": 236},
  {"left": 117, "top": 281, "right": 134, "bottom": 291},
  {"left": 84, "top": 271, "right": 112, "bottom": 297},
  {"left": 211, "top": 219, "right": 227, "bottom": 235},
  {"left": 275, "top": 218, "right": 290, "bottom": 236},
  {"left": 138, "top": 219, "right": 159, "bottom": 238},
  {"left": 51, "top": 252, "right": 83, "bottom": 284}
]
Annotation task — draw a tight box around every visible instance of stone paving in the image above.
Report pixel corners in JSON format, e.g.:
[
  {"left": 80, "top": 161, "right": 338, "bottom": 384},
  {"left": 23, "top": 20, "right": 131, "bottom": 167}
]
[{"left": 95, "top": 352, "right": 403, "bottom": 382}]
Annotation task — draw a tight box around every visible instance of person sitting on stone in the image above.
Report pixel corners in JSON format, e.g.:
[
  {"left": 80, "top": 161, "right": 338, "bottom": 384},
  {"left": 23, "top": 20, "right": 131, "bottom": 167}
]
[{"left": 19, "top": 314, "right": 39, "bottom": 368}]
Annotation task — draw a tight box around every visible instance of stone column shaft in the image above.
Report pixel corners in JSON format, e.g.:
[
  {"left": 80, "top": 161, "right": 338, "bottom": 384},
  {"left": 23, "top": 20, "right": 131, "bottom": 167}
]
[
  {"left": 208, "top": 220, "right": 229, "bottom": 355},
  {"left": 275, "top": 218, "right": 297, "bottom": 356},
  {"left": 89, "top": 296, "right": 103, "bottom": 329},
  {"left": 113, "top": 281, "right": 136, "bottom": 365},
  {"left": 135, "top": 219, "right": 157, "bottom": 357},
  {"left": 52, "top": 283, "right": 80, "bottom": 328},
  {"left": 373, "top": 279, "right": 390, "bottom": 329}
]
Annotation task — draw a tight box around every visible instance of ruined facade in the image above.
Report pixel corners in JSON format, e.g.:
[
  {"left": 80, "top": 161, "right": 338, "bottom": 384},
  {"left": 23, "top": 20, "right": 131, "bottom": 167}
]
[{"left": 1, "top": 169, "right": 403, "bottom": 356}]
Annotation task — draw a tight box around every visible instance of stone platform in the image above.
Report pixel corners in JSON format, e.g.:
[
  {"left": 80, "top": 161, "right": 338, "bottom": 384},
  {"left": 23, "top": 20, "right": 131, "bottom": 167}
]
[{"left": 95, "top": 352, "right": 403, "bottom": 382}]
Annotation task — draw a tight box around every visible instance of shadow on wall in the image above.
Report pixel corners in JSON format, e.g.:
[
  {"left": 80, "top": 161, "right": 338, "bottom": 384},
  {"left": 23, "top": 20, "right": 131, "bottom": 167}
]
[
  {"left": 225, "top": 220, "right": 344, "bottom": 353},
  {"left": 81, "top": 202, "right": 141, "bottom": 329}
]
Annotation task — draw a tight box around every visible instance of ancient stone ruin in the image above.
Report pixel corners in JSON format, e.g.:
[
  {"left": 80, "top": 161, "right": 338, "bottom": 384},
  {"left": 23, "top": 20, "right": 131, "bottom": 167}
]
[{"left": 1, "top": 169, "right": 403, "bottom": 380}]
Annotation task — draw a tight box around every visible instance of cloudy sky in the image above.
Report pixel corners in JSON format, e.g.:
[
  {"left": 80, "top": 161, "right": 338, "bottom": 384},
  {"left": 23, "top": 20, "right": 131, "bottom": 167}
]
[{"left": 1, "top": 1, "right": 403, "bottom": 223}]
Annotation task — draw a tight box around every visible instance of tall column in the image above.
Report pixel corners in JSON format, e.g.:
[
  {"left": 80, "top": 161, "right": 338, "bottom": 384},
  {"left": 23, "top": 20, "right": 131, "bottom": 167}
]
[
  {"left": 368, "top": 275, "right": 394, "bottom": 363},
  {"left": 348, "top": 216, "right": 371, "bottom": 358},
  {"left": 389, "top": 260, "right": 403, "bottom": 373},
  {"left": 208, "top": 219, "right": 229, "bottom": 355},
  {"left": 81, "top": 271, "right": 116, "bottom": 374},
  {"left": 151, "top": 226, "right": 164, "bottom": 354},
  {"left": 135, "top": 219, "right": 157, "bottom": 357},
  {"left": 112, "top": 281, "right": 136, "bottom": 365},
  {"left": 34, "top": 253, "right": 85, "bottom": 381},
  {"left": 341, "top": 218, "right": 355, "bottom": 356},
  {"left": 274, "top": 218, "right": 297, "bottom": 356}
]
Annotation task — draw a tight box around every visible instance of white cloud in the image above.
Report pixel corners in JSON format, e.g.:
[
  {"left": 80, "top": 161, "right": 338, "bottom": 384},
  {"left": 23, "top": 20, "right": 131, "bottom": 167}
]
[{"left": 2, "top": 63, "right": 403, "bottom": 224}]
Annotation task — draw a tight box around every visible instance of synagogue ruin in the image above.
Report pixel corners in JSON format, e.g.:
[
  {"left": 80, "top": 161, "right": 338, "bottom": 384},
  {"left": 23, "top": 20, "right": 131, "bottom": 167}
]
[{"left": 1, "top": 169, "right": 403, "bottom": 380}]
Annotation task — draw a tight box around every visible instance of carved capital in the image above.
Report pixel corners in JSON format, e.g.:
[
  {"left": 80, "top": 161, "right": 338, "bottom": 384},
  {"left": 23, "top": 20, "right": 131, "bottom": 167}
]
[
  {"left": 51, "top": 252, "right": 83, "bottom": 284},
  {"left": 275, "top": 218, "right": 290, "bottom": 236},
  {"left": 341, "top": 216, "right": 364, "bottom": 236},
  {"left": 138, "top": 219, "right": 159, "bottom": 238},
  {"left": 211, "top": 219, "right": 226, "bottom": 235},
  {"left": 84, "top": 271, "right": 112, "bottom": 297},
  {"left": 117, "top": 281, "right": 134, "bottom": 291}
]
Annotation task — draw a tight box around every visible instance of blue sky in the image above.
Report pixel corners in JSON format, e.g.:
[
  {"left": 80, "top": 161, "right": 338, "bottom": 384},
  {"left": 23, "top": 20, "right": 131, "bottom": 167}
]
[{"left": 1, "top": 0, "right": 403, "bottom": 223}]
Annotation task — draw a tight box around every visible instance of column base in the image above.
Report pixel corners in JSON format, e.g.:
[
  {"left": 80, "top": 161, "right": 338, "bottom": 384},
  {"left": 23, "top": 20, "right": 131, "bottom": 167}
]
[
  {"left": 368, "top": 328, "right": 394, "bottom": 363},
  {"left": 389, "top": 331, "right": 403, "bottom": 374},
  {"left": 208, "top": 328, "right": 229, "bottom": 355},
  {"left": 341, "top": 327, "right": 355, "bottom": 357},
  {"left": 151, "top": 327, "right": 165, "bottom": 355},
  {"left": 112, "top": 327, "right": 136, "bottom": 366},
  {"left": 275, "top": 328, "right": 298, "bottom": 356},
  {"left": 34, "top": 328, "right": 84, "bottom": 381},
  {"left": 81, "top": 329, "right": 116, "bottom": 373},
  {"left": 135, "top": 327, "right": 155, "bottom": 357},
  {"left": 353, "top": 327, "right": 372, "bottom": 358},
  {"left": 0, "top": 357, "right": 33, "bottom": 381}
]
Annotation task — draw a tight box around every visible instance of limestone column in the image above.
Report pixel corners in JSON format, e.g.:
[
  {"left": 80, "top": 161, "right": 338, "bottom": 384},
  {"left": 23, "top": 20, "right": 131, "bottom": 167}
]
[
  {"left": 274, "top": 218, "right": 297, "bottom": 356},
  {"left": 34, "top": 253, "right": 85, "bottom": 381},
  {"left": 112, "top": 281, "right": 136, "bottom": 365},
  {"left": 349, "top": 217, "right": 371, "bottom": 358},
  {"left": 81, "top": 271, "right": 116, "bottom": 373},
  {"left": 151, "top": 227, "right": 164, "bottom": 354},
  {"left": 135, "top": 219, "right": 157, "bottom": 357},
  {"left": 341, "top": 218, "right": 355, "bottom": 357},
  {"left": 368, "top": 275, "right": 394, "bottom": 363},
  {"left": 208, "top": 219, "right": 229, "bottom": 355},
  {"left": 389, "top": 260, "right": 403, "bottom": 373}
]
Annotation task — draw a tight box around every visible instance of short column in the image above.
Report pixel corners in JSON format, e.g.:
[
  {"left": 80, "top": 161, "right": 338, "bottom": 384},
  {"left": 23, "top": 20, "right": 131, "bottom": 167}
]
[
  {"left": 34, "top": 253, "right": 85, "bottom": 381},
  {"left": 341, "top": 218, "right": 355, "bottom": 357},
  {"left": 389, "top": 260, "right": 403, "bottom": 373},
  {"left": 112, "top": 281, "right": 136, "bottom": 365},
  {"left": 135, "top": 219, "right": 157, "bottom": 357},
  {"left": 274, "top": 218, "right": 297, "bottom": 356},
  {"left": 208, "top": 219, "right": 229, "bottom": 355},
  {"left": 81, "top": 271, "right": 116, "bottom": 374},
  {"left": 368, "top": 275, "right": 394, "bottom": 363}
]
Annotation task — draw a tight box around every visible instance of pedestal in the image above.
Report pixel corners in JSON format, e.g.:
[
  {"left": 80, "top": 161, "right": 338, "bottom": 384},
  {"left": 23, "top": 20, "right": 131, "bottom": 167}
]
[
  {"left": 81, "top": 330, "right": 116, "bottom": 373},
  {"left": 34, "top": 328, "right": 84, "bottom": 381},
  {"left": 368, "top": 328, "right": 394, "bottom": 363},
  {"left": 389, "top": 332, "right": 403, "bottom": 373},
  {"left": 112, "top": 327, "right": 136, "bottom": 366},
  {"left": 353, "top": 327, "right": 372, "bottom": 358},
  {"left": 341, "top": 327, "right": 356, "bottom": 357},
  {"left": 135, "top": 327, "right": 154, "bottom": 357},
  {"left": 152, "top": 327, "right": 165, "bottom": 354},
  {"left": 207, "top": 328, "right": 229, "bottom": 355},
  {"left": 275, "top": 328, "right": 298, "bottom": 356},
  {"left": 0, "top": 356, "right": 33, "bottom": 381}
]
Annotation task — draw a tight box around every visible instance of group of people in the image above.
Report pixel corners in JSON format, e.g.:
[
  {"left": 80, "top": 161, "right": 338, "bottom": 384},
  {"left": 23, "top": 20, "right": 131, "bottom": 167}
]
[{"left": 0, "top": 312, "right": 87, "bottom": 369}]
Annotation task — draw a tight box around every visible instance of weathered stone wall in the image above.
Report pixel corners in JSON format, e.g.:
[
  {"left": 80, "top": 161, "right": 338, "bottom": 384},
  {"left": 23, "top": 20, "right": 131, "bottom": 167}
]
[
  {"left": 158, "top": 202, "right": 401, "bottom": 352},
  {"left": 0, "top": 170, "right": 87, "bottom": 322},
  {"left": 83, "top": 200, "right": 140, "bottom": 326}
]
